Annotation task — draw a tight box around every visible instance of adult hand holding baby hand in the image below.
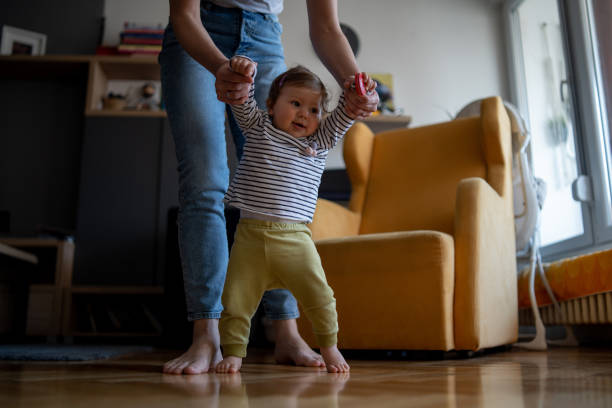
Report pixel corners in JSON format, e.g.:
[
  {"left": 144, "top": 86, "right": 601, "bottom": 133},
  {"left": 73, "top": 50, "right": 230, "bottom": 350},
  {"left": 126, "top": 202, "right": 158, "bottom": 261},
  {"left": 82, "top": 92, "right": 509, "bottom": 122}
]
[
  {"left": 215, "top": 59, "right": 254, "bottom": 105},
  {"left": 343, "top": 72, "right": 378, "bottom": 120},
  {"left": 229, "top": 56, "right": 257, "bottom": 77}
]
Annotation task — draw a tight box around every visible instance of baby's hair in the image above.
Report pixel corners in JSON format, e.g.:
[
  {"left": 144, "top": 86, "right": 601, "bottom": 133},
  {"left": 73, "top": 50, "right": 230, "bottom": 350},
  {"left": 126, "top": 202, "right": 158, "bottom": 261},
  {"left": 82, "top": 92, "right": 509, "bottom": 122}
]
[{"left": 267, "top": 66, "right": 330, "bottom": 113}]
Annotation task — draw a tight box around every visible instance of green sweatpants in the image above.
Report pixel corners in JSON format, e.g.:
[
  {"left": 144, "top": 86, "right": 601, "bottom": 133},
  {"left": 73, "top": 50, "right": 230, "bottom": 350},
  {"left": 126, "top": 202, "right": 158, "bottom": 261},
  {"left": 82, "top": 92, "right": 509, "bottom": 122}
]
[{"left": 220, "top": 218, "right": 338, "bottom": 358}]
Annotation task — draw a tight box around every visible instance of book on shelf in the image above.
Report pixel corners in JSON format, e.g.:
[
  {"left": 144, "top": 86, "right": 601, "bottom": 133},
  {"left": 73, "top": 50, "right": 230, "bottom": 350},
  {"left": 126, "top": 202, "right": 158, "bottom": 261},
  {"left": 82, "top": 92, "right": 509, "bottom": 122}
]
[
  {"left": 117, "top": 44, "right": 162, "bottom": 55},
  {"left": 120, "top": 36, "right": 163, "bottom": 45},
  {"left": 118, "top": 22, "right": 165, "bottom": 55},
  {"left": 122, "top": 29, "right": 164, "bottom": 35},
  {"left": 123, "top": 22, "right": 164, "bottom": 32}
]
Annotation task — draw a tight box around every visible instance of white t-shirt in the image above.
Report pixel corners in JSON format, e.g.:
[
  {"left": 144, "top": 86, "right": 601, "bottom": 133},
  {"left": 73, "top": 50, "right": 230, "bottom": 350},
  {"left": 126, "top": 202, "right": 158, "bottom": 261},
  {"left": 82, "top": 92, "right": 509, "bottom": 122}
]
[{"left": 210, "top": 0, "right": 283, "bottom": 14}]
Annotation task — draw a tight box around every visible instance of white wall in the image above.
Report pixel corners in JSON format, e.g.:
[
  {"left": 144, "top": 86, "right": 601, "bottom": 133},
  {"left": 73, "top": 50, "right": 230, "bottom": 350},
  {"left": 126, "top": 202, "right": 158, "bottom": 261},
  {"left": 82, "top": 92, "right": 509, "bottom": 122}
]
[
  {"left": 102, "top": 0, "right": 168, "bottom": 46},
  {"left": 103, "top": 0, "right": 508, "bottom": 127},
  {"left": 281, "top": 0, "right": 509, "bottom": 126}
]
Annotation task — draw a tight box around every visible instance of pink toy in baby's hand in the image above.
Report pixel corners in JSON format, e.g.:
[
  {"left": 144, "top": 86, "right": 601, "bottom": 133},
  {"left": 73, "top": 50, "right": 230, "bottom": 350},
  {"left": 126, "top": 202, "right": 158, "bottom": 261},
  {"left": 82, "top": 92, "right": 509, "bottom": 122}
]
[{"left": 355, "top": 72, "right": 366, "bottom": 96}]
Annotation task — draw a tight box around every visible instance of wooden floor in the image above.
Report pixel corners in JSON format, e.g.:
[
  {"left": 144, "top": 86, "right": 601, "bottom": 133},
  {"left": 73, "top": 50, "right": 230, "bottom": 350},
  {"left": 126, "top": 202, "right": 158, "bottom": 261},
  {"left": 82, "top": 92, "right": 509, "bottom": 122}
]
[{"left": 1, "top": 346, "right": 611, "bottom": 407}]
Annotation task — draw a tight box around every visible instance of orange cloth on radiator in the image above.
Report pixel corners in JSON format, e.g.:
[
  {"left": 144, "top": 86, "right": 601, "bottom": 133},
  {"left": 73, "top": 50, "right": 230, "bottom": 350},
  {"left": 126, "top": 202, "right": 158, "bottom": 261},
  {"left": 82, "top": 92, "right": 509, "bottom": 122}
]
[{"left": 517, "top": 248, "right": 612, "bottom": 308}]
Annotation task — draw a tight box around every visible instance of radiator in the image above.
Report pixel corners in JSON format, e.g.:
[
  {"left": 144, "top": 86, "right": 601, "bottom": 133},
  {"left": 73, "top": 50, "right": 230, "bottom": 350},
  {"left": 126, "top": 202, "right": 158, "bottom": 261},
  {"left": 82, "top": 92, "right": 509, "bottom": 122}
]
[{"left": 519, "top": 292, "right": 612, "bottom": 325}]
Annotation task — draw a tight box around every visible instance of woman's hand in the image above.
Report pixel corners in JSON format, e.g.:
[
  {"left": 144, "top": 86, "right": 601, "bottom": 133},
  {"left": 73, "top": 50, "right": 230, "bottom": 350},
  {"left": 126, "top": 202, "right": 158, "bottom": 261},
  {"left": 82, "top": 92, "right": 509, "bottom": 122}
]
[
  {"left": 343, "top": 73, "right": 379, "bottom": 120},
  {"left": 214, "top": 60, "right": 253, "bottom": 105}
]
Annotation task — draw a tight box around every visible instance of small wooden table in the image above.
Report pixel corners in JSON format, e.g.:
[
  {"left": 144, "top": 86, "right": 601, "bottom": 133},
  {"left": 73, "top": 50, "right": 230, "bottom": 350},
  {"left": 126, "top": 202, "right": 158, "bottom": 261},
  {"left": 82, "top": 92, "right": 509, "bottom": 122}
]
[{"left": 0, "top": 237, "right": 74, "bottom": 338}]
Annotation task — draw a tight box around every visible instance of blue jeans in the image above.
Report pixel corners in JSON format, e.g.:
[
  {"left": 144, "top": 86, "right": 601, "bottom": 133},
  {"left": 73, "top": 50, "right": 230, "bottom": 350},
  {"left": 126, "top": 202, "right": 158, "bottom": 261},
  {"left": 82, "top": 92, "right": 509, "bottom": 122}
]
[{"left": 159, "top": 1, "right": 299, "bottom": 321}]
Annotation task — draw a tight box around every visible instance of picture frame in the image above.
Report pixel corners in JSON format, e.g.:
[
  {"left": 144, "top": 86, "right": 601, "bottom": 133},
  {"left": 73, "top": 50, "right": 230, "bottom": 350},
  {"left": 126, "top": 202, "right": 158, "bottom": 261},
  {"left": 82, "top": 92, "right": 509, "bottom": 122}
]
[
  {"left": 369, "top": 72, "right": 396, "bottom": 113},
  {"left": 0, "top": 25, "right": 47, "bottom": 56}
]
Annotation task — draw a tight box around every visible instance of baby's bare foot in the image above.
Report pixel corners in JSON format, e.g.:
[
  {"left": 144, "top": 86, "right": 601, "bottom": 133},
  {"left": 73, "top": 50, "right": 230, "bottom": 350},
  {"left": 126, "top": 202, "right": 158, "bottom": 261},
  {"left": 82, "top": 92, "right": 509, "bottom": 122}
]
[
  {"left": 163, "top": 319, "right": 222, "bottom": 375},
  {"left": 320, "top": 346, "right": 350, "bottom": 373},
  {"left": 215, "top": 356, "right": 243, "bottom": 374}
]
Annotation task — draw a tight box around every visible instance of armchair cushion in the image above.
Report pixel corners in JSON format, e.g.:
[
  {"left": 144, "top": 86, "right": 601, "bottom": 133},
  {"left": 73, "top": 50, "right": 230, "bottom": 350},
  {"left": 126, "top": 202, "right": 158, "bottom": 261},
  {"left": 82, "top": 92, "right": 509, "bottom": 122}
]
[
  {"left": 310, "top": 198, "right": 360, "bottom": 241},
  {"left": 313, "top": 230, "right": 455, "bottom": 350},
  {"left": 360, "top": 118, "right": 487, "bottom": 236}
]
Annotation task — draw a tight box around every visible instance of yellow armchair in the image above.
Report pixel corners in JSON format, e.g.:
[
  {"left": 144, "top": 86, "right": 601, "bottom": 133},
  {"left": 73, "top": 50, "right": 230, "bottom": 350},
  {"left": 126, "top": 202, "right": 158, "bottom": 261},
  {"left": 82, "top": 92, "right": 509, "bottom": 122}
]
[{"left": 300, "top": 96, "right": 518, "bottom": 351}]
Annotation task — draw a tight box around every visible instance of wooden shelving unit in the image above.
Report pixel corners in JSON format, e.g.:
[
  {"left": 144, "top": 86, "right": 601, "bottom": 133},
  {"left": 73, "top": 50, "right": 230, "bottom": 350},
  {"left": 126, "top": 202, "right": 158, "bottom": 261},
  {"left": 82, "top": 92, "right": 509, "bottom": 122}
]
[
  {"left": 70, "top": 286, "right": 164, "bottom": 295},
  {"left": 0, "top": 55, "right": 163, "bottom": 118},
  {"left": 0, "top": 55, "right": 90, "bottom": 79},
  {"left": 66, "top": 285, "right": 164, "bottom": 337},
  {"left": 85, "top": 109, "right": 167, "bottom": 117},
  {"left": 363, "top": 114, "right": 412, "bottom": 123},
  {"left": 360, "top": 114, "right": 412, "bottom": 134},
  {"left": 84, "top": 55, "right": 161, "bottom": 116},
  {"left": 0, "top": 236, "right": 165, "bottom": 338},
  {"left": 0, "top": 55, "right": 170, "bottom": 339},
  {"left": 0, "top": 238, "right": 74, "bottom": 337},
  {"left": 0, "top": 55, "right": 414, "bottom": 126}
]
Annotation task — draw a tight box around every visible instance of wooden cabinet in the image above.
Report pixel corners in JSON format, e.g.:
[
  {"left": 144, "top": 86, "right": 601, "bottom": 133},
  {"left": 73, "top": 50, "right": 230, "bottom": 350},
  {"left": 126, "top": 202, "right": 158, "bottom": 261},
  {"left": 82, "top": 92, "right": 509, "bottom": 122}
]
[
  {"left": 360, "top": 114, "right": 412, "bottom": 133},
  {"left": 65, "top": 286, "right": 164, "bottom": 337},
  {"left": 0, "top": 55, "right": 175, "bottom": 338},
  {"left": 85, "top": 56, "right": 165, "bottom": 117},
  {"left": 74, "top": 116, "right": 178, "bottom": 286},
  {"left": 75, "top": 117, "right": 163, "bottom": 285},
  {"left": 0, "top": 238, "right": 74, "bottom": 337}
]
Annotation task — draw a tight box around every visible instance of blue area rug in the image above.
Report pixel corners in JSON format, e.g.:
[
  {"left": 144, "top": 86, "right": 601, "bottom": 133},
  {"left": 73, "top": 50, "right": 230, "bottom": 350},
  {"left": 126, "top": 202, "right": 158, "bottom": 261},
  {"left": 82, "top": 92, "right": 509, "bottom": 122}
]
[{"left": 0, "top": 344, "right": 153, "bottom": 361}]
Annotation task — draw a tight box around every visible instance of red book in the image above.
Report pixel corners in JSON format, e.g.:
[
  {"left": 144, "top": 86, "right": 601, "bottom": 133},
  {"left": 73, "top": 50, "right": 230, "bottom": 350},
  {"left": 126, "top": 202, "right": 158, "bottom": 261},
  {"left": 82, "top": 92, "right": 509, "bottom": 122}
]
[
  {"left": 96, "top": 45, "right": 119, "bottom": 55},
  {"left": 122, "top": 29, "right": 164, "bottom": 35},
  {"left": 121, "top": 37, "right": 163, "bottom": 45}
]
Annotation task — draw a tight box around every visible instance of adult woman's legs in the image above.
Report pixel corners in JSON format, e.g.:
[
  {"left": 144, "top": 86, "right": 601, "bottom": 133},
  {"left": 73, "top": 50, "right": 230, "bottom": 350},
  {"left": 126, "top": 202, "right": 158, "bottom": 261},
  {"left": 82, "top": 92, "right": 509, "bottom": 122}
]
[{"left": 159, "top": 11, "right": 231, "bottom": 373}]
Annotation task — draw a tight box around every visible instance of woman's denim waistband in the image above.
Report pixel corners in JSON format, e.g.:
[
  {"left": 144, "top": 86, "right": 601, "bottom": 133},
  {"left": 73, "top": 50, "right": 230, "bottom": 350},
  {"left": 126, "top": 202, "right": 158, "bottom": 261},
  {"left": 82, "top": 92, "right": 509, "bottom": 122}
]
[{"left": 201, "top": 1, "right": 279, "bottom": 22}]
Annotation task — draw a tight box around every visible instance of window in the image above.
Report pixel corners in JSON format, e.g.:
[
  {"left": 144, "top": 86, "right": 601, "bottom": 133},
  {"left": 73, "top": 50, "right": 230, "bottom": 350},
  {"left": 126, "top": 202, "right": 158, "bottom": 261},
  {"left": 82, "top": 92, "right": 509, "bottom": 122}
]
[
  {"left": 589, "top": 0, "right": 612, "bottom": 226},
  {"left": 505, "top": 0, "right": 612, "bottom": 258}
]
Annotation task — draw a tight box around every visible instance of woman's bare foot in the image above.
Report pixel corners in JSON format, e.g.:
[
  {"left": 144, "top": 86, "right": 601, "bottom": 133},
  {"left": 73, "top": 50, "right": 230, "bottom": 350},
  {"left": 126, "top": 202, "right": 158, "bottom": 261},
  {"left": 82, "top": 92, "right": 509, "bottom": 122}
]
[
  {"left": 163, "top": 318, "right": 223, "bottom": 375},
  {"left": 272, "top": 319, "right": 325, "bottom": 367},
  {"left": 215, "top": 356, "right": 243, "bottom": 373},
  {"left": 320, "top": 346, "right": 350, "bottom": 373}
]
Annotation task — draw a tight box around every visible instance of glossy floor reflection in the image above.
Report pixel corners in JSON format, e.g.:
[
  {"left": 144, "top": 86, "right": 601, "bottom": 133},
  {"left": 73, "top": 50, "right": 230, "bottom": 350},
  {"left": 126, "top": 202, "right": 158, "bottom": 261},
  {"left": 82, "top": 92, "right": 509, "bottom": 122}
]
[{"left": 1, "top": 347, "right": 611, "bottom": 407}]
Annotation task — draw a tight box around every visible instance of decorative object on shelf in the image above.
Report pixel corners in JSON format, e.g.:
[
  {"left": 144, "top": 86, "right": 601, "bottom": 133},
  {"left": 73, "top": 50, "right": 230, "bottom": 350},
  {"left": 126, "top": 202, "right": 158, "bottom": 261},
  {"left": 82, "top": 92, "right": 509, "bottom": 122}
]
[
  {"left": 117, "top": 22, "right": 163, "bottom": 55},
  {"left": 369, "top": 73, "right": 403, "bottom": 115},
  {"left": 124, "top": 82, "right": 160, "bottom": 111},
  {"left": 0, "top": 25, "right": 47, "bottom": 56},
  {"left": 102, "top": 92, "right": 127, "bottom": 110},
  {"left": 137, "top": 82, "right": 160, "bottom": 111}
]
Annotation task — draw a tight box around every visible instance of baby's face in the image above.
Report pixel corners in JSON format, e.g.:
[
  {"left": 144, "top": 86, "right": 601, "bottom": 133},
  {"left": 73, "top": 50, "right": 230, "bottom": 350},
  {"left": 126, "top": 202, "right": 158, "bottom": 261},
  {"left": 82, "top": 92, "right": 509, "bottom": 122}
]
[{"left": 268, "top": 85, "right": 322, "bottom": 138}]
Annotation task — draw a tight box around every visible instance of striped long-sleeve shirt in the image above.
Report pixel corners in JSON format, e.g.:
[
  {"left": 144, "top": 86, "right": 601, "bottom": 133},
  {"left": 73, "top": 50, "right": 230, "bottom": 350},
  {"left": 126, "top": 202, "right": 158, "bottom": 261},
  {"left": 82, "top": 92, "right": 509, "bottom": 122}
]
[{"left": 224, "top": 87, "right": 354, "bottom": 222}]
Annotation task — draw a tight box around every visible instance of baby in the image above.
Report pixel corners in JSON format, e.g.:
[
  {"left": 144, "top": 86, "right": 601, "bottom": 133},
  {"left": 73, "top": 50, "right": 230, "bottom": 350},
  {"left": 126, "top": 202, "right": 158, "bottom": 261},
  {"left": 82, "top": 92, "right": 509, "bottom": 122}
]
[{"left": 216, "top": 55, "right": 374, "bottom": 374}]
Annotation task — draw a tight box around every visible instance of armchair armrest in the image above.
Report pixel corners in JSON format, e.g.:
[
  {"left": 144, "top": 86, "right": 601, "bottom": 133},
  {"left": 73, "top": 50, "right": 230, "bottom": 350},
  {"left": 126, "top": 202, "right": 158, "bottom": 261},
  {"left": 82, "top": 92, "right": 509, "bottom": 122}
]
[
  {"left": 453, "top": 177, "right": 517, "bottom": 350},
  {"left": 309, "top": 198, "right": 361, "bottom": 241}
]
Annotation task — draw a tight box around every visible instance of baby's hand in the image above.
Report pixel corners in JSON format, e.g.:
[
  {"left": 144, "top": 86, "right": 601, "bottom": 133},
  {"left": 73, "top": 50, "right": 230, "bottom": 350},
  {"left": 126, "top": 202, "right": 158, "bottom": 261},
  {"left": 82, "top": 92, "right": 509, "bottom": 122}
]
[
  {"left": 230, "top": 56, "right": 257, "bottom": 78},
  {"left": 343, "top": 73, "right": 378, "bottom": 120}
]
